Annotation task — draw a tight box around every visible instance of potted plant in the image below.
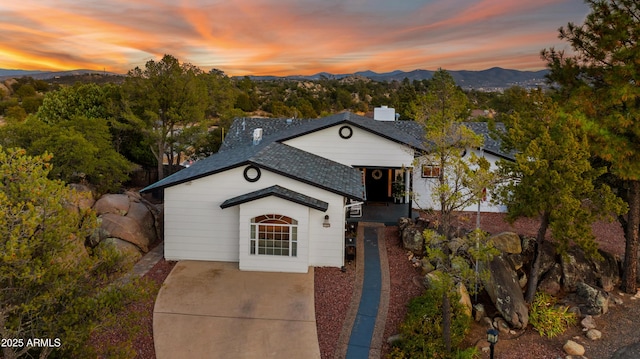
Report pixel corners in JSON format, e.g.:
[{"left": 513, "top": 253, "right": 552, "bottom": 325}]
[{"left": 393, "top": 174, "right": 405, "bottom": 203}]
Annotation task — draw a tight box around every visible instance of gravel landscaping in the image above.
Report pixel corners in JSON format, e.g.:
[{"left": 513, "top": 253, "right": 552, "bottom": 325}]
[{"left": 97, "top": 211, "right": 634, "bottom": 359}]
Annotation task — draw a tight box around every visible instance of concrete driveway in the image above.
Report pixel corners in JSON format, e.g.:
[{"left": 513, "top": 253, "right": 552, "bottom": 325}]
[{"left": 153, "top": 261, "right": 321, "bottom": 359}]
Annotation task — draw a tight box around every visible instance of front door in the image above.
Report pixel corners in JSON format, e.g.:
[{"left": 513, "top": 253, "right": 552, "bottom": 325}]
[{"left": 365, "top": 168, "right": 390, "bottom": 202}]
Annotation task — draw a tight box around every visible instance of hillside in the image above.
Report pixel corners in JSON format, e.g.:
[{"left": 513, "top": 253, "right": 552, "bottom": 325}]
[
  {"left": 1, "top": 67, "right": 547, "bottom": 90},
  {"left": 246, "top": 67, "right": 548, "bottom": 89}
]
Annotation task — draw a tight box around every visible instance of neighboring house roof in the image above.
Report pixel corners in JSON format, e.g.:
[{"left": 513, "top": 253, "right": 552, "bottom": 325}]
[
  {"left": 220, "top": 111, "right": 426, "bottom": 152},
  {"left": 141, "top": 141, "right": 365, "bottom": 201},
  {"left": 462, "top": 122, "right": 515, "bottom": 160},
  {"left": 220, "top": 185, "right": 329, "bottom": 212}
]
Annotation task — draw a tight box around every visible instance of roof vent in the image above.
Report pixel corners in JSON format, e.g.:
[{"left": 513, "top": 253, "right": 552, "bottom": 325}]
[
  {"left": 252, "top": 128, "right": 263, "bottom": 145},
  {"left": 374, "top": 106, "right": 395, "bottom": 121}
]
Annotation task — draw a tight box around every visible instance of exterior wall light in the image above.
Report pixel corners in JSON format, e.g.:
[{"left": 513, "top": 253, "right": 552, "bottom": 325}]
[{"left": 323, "top": 215, "right": 330, "bottom": 228}]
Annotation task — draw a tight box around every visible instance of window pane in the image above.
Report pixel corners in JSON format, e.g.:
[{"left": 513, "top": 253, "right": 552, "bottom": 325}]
[
  {"left": 292, "top": 242, "right": 297, "bottom": 257},
  {"left": 250, "top": 215, "right": 299, "bottom": 257}
]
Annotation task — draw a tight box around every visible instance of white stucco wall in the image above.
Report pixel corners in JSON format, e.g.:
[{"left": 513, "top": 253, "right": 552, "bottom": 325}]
[
  {"left": 162, "top": 165, "right": 346, "bottom": 270},
  {"left": 283, "top": 124, "right": 415, "bottom": 168},
  {"left": 412, "top": 148, "right": 507, "bottom": 213}
]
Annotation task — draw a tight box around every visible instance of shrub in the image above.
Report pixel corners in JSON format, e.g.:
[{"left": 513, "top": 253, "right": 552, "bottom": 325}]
[
  {"left": 529, "top": 292, "right": 577, "bottom": 338},
  {"left": 388, "top": 288, "right": 478, "bottom": 359}
]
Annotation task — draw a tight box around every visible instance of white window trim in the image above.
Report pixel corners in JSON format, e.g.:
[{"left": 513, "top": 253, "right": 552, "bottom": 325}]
[{"left": 250, "top": 214, "right": 298, "bottom": 257}]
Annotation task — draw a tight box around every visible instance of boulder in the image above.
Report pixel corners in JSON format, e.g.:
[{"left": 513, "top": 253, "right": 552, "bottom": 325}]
[
  {"left": 87, "top": 224, "right": 110, "bottom": 247},
  {"left": 100, "top": 213, "right": 151, "bottom": 252},
  {"left": 505, "top": 253, "right": 524, "bottom": 271},
  {"left": 586, "top": 329, "right": 602, "bottom": 340},
  {"left": 420, "top": 257, "right": 435, "bottom": 274},
  {"left": 402, "top": 226, "right": 424, "bottom": 254},
  {"left": 448, "top": 237, "right": 469, "bottom": 255},
  {"left": 592, "top": 249, "right": 620, "bottom": 292},
  {"left": 563, "top": 340, "right": 585, "bottom": 356},
  {"left": 575, "top": 281, "right": 609, "bottom": 315},
  {"left": 493, "top": 316, "right": 510, "bottom": 334},
  {"left": 536, "top": 242, "right": 559, "bottom": 280},
  {"left": 473, "top": 303, "right": 485, "bottom": 322},
  {"left": 580, "top": 315, "right": 596, "bottom": 330},
  {"left": 67, "top": 183, "right": 95, "bottom": 210},
  {"left": 126, "top": 201, "right": 158, "bottom": 243},
  {"left": 489, "top": 232, "right": 522, "bottom": 254},
  {"left": 398, "top": 217, "right": 412, "bottom": 232},
  {"left": 93, "top": 194, "right": 130, "bottom": 216},
  {"left": 0, "top": 82, "right": 10, "bottom": 98},
  {"left": 457, "top": 282, "right": 472, "bottom": 317},
  {"left": 480, "top": 255, "right": 529, "bottom": 329},
  {"left": 100, "top": 237, "right": 143, "bottom": 264},
  {"left": 538, "top": 263, "right": 563, "bottom": 296},
  {"left": 423, "top": 270, "right": 442, "bottom": 289},
  {"left": 561, "top": 246, "right": 602, "bottom": 293}
]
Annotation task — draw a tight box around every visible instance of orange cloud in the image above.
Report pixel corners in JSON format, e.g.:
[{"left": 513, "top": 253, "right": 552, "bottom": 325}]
[{"left": 0, "top": 0, "right": 589, "bottom": 75}]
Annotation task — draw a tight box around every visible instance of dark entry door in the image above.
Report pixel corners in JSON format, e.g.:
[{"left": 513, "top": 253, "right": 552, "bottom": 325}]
[{"left": 365, "top": 168, "right": 390, "bottom": 202}]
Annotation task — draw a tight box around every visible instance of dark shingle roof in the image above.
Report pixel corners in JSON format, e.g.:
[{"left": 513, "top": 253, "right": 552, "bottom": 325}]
[
  {"left": 141, "top": 111, "right": 512, "bottom": 197},
  {"left": 462, "top": 122, "right": 514, "bottom": 160},
  {"left": 220, "top": 112, "right": 427, "bottom": 152},
  {"left": 220, "top": 185, "right": 329, "bottom": 212},
  {"left": 141, "top": 141, "right": 365, "bottom": 200},
  {"left": 220, "top": 112, "right": 511, "bottom": 159}
]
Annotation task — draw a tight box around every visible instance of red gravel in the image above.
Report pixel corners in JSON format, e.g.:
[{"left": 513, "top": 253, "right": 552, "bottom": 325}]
[
  {"left": 97, "top": 211, "right": 628, "bottom": 359},
  {"left": 314, "top": 263, "right": 356, "bottom": 359},
  {"left": 381, "top": 226, "right": 425, "bottom": 357}
]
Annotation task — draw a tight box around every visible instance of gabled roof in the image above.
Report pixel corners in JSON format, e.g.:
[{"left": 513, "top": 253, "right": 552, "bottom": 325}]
[
  {"left": 220, "top": 185, "right": 329, "bottom": 212},
  {"left": 220, "top": 112, "right": 512, "bottom": 160},
  {"left": 141, "top": 141, "right": 365, "bottom": 201},
  {"left": 220, "top": 112, "right": 426, "bottom": 152}
]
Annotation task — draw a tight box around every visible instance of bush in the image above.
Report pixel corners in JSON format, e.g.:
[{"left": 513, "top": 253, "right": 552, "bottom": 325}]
[
  {"left": 388, "top": 288, "right": 478, "bottom": 359},
  {"left": 529, "top": 292, "right": 577, "bottom": 338}
]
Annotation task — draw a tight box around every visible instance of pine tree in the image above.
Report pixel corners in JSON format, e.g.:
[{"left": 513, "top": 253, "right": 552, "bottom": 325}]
[
  {"left": 542, "top": 0, "right": 640, "bottom": 293},
  {"left": 0, "top": 147, "right": 147, "bottom": 358},
  {"left": 495, "top": 90, "right": 626, "bottom": 303},
  {"left": 412, "top": 69, "right": 498, "bottom": 352}
]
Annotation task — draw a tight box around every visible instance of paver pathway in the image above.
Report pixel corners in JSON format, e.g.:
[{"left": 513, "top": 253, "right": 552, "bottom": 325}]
[{"left": 338, "top": 222, "right": 390, "bottom": 359}]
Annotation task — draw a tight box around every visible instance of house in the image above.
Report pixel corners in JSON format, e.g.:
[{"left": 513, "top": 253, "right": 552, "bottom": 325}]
[{"left": 141, "top": 109, "right": 512, "bottom": 273}]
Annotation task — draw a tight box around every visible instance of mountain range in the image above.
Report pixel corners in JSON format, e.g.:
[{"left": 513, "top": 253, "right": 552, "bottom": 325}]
[{"left": 0, "top": 67, "right": 548, "bottom": 89}]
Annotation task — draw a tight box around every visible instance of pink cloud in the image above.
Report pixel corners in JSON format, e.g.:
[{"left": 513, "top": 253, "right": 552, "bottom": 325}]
[{"left": 0, "top": 0, "right": 589, "bottom": 75}]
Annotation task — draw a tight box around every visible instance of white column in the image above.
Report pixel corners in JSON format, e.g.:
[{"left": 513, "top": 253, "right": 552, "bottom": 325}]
[{"left": 405, "top": 168, "right": 411, "bottom": 203}]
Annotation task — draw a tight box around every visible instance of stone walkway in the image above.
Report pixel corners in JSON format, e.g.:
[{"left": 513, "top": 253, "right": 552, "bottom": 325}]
[{"left": 336, "top": 222, "right": 390, "bottom": 359}]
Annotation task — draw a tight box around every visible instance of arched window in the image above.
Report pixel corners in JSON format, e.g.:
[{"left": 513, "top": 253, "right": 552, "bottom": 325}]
[{"left": 250, "top": 214, "right": 298, "bottom": 257}]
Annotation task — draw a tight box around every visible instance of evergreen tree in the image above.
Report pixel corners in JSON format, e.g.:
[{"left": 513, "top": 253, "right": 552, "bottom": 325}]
[
  {"left": 0, "top": 147, "right": 147, "bottom": 358},
  {"left": 411, "top": 69, "right": 497, "bottom": 352},
  {"left": 542, "top": 0, "right": 640, "bottom": 292},
  {"left": 123, "top": 55, "right": 211, "bottom": 179},
  {"left": 495, "top": 90, "right": 626, "bottom": 303}
]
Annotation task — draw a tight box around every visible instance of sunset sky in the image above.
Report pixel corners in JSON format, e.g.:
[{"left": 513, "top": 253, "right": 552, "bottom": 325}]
[{"left": 0, "top": 0, "right": 590, "bottom": 76}]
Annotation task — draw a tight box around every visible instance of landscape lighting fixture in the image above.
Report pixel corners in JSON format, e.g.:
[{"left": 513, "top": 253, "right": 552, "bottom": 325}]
[{"left": 487, "top": 328, "right": 499, "bottom": 359}]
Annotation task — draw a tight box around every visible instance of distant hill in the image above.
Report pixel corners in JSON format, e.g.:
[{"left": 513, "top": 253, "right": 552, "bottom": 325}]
[
  {"left": 0, "top": 69, "right": 47, "bottom": 79},
  {"left": 1, "top": 67, "right": 549, "bottom": 90},
  {"left": 0, "top": 69, "right": 121, "bottom": 81},
  {"left": 246, "top": 67, "right": 549, "bottom": 89}
]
